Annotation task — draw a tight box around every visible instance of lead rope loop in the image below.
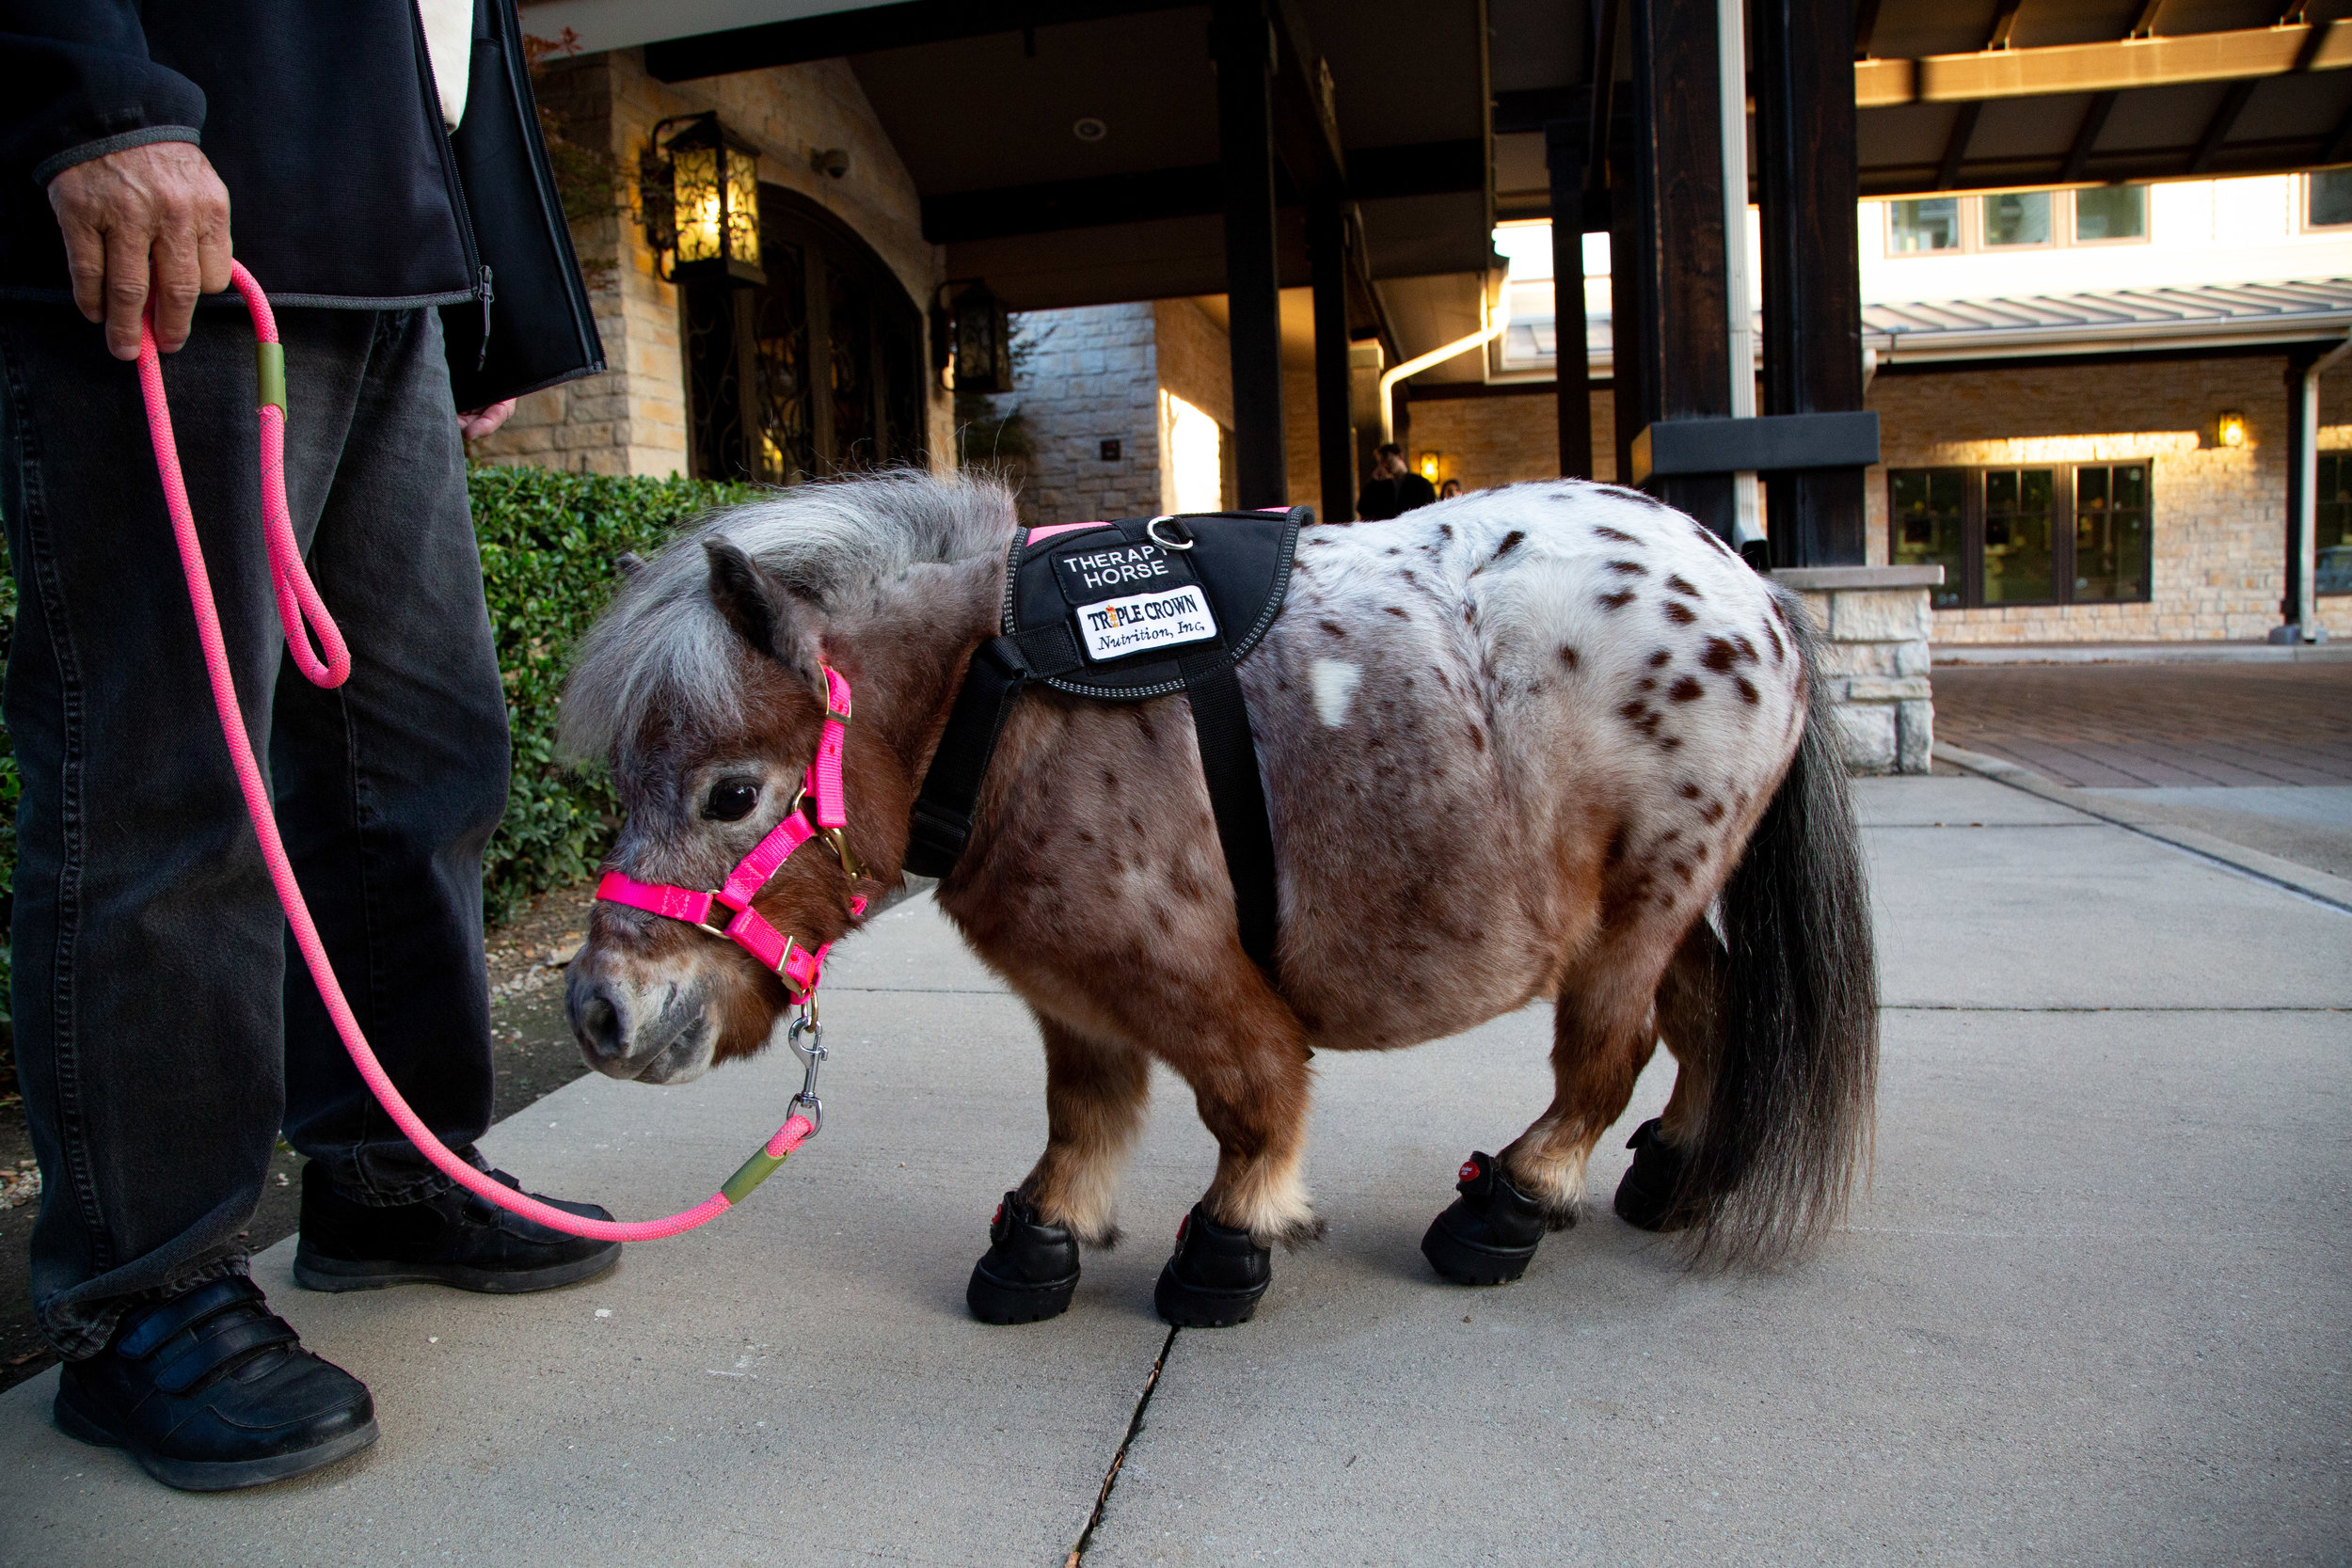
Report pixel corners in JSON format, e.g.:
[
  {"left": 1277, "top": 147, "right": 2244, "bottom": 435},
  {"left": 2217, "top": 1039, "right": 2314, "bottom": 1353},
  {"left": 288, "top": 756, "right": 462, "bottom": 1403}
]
[{"left": 140, "top": 262, "right": 809, "bottom": 1243}]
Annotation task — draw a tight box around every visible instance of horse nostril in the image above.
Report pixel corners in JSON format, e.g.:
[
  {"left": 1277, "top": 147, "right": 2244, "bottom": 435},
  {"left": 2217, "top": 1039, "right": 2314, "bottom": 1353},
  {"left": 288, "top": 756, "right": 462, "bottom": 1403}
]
[{"left": 572, "top": 985, "right": 628, "bottom": 1065}]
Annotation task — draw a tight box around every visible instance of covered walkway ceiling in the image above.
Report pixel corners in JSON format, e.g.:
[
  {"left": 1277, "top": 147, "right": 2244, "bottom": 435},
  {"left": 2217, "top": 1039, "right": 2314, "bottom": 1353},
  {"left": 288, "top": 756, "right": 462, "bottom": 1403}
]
[
  {"left": 520, "top": 0, "right": 1496, "bottom": 356},
  {"left": 1494, "top": 0, "right": 2352, "bottom": 216},
  {"left": 520, "top": 0, "right": 2352, "bottom": 360}
]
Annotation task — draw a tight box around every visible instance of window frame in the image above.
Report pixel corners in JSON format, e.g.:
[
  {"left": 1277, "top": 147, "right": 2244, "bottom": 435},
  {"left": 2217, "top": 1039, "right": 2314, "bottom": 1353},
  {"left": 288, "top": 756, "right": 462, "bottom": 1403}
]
[
  {"left": 2304, "top": 168, "right": 2352, "bottom": 233},
  {"left": 2317, "top": 451, "right": 2352, "bottom": 595},
  {"left": 1883, "top": 186, "right": 2150, "bottom": 258},
  {"left": 1886, "top": 462, "right": 2154, "bottom": 610}
]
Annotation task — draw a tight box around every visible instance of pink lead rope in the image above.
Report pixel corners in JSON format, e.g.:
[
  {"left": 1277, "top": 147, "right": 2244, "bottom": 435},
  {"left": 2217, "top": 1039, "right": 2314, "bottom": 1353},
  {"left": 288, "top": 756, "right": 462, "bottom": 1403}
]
[{"left": 138, "top": 262, "right": 823, "bottom": 1243}]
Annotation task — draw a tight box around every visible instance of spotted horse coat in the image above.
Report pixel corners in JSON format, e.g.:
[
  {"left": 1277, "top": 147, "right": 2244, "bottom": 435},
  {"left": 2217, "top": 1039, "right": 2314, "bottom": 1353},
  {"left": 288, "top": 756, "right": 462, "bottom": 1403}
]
[{"left": 564, "top": 472, "right": 1877, "bottom": 1320}]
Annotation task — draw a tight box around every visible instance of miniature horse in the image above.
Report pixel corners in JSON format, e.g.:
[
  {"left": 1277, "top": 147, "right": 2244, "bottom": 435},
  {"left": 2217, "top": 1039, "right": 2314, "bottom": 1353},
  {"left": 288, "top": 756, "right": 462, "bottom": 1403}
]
[{"left": 560, "top": 472, "right": 1877, "bottom": 1323}]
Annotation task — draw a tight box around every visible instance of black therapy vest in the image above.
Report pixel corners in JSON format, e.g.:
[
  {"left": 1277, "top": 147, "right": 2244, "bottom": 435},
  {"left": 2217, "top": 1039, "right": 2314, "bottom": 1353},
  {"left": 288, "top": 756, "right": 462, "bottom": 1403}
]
[{"left": 903, "top": 508, "right": 1308, "bottom": 972}]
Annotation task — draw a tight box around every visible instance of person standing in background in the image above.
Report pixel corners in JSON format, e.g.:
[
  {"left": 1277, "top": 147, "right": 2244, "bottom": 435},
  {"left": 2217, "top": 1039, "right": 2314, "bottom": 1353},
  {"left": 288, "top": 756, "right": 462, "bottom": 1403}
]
[{"left": 1358, "top": 442, "right": 1438, "bottom": 519}]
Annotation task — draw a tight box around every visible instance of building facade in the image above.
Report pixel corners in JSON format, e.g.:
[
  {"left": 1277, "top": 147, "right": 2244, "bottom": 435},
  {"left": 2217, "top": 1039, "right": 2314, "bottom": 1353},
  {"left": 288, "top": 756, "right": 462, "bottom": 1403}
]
[{"left": 1414, "top": 173, "right": 2352, "bottom": 644}]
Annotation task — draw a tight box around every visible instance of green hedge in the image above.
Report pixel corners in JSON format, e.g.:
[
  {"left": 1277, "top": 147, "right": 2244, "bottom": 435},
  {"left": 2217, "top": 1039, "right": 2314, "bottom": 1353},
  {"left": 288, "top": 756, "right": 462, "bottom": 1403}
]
[{"left": 0, "top": 466, "right": 748, "bottom": 1101}]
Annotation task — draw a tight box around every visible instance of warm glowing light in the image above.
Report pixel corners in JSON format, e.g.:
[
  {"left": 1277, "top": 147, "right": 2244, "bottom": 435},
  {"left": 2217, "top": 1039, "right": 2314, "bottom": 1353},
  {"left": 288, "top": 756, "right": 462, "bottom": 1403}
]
[
  {"left": 652, "top": 114, "right": 764, "bottom": 285},
  {"left": 2217, "top": 410, "right": 2248, "bottom": 449},
  {"left": 1161, "top": 391, "right": 1224, "bottom": 515},
  {"left": 1418, "top": 451, "right": 1441, "bottom": 482}
]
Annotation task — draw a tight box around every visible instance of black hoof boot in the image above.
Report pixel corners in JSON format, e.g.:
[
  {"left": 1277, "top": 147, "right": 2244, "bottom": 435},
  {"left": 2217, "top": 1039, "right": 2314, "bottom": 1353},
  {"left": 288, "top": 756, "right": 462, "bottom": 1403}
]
[
  {"left": 966, "top": 1192, "right": 1080, "bottom": 1324},
  {"left": 1153, "top": 1204, "right": 1270, "bottom": 1327},
  {"left": 1613, "top": 1117, "right": 1696, "bottom": 1232},
  {"left": 1422, "top": 1151, "right": 1549, "bottom": 1286}
]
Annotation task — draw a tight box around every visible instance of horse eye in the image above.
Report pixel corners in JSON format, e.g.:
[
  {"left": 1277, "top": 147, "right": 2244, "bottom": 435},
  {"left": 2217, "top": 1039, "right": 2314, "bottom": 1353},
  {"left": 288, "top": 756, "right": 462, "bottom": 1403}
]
[{"left": 704, "top": 779, "right": 760, "bottom": 822}]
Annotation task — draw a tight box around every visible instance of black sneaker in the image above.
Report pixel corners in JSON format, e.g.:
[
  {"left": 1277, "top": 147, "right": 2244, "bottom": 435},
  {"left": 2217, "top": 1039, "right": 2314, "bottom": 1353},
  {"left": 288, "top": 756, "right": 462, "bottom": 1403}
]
[
  {"left": 54, "top": 1275, "right": 377, "bottom": 1492},
  {"left": 1421, "top": 1151, "right": 1550, "bottom": 1285},
  {"left": 965, "top": 1192, "right": 1081, "bottom": 1324},
  {"left": 1153, "top": 1203, "right": 1271, "bottom": 1327},
  {"left": 294, "top": 1162, "right": 621, "bottom": 1293}
]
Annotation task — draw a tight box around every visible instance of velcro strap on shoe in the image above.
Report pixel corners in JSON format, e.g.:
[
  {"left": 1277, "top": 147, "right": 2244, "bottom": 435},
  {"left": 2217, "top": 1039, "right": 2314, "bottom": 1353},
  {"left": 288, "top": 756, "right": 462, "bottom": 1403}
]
[
  {"left": 115, "top": 1276, "right": 266, "bottom": 1360},
  {"left": 151, "top": 1313, "right": 300, "bottom": 1394}
]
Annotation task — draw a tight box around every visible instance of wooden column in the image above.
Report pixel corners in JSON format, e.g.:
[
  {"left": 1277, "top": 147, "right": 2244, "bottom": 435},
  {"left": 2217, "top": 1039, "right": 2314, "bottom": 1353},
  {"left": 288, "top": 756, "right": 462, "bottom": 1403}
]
[
  {"left": 1755, "top": 0, "right": 1868, "bottom": 565},
  {"left": 2284, "top": 349, "right": 2316, "bottom": 626},
  {"left": 1545, "top": 125, "right": 1594, "bottom": 480},
  {"left": 1625, "top": 0, "right": 1732, "bottom": 536},
  {"left": 1213, "top": 0, "right": 1288, "bottom": 508},
  {"left": 1307, "top": 198, "right": 1355, "bottom": 521}
]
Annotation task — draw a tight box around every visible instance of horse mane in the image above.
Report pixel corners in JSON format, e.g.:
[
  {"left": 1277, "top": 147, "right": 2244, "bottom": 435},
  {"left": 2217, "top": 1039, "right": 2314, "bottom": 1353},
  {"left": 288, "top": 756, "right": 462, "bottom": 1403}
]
[{"left": 559, "top": 468, "right": 1018, "bottom": 764}]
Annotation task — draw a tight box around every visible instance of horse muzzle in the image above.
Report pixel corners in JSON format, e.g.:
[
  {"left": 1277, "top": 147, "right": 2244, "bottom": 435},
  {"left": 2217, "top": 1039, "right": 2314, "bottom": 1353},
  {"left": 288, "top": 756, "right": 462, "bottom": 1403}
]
[{"left": 565, "top": 962, "right": 717, "bottom": 1084}]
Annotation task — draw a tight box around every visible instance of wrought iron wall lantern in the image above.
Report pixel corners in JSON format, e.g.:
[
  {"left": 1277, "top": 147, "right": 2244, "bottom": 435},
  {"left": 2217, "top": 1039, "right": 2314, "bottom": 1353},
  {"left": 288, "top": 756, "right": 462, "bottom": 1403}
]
[
  {"left": 950, "top": 281, "right": 1014, "bottom": 394},
  {"left": 640, "top": 113, "right": 766, "bottom": 287}
]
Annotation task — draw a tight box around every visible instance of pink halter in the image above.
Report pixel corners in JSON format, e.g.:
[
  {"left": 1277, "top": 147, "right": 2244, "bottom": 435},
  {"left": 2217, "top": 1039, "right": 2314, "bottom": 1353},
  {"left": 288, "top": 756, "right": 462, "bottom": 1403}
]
[{"left": 594, "top": 665, "right": 867, "bottom": 1002}]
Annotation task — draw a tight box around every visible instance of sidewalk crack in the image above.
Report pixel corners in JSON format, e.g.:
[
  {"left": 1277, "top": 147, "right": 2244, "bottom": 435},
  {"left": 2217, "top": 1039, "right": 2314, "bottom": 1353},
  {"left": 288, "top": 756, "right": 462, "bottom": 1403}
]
[{"left": 1065, "top": 1326, "right": 1177, "bottom": 1566}]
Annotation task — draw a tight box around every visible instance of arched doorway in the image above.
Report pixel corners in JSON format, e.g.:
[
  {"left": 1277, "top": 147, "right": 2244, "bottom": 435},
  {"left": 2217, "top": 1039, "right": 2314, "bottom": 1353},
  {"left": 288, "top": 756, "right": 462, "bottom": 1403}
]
[{"left": 683, "top": 184, "right": 927, "bottom": 483}]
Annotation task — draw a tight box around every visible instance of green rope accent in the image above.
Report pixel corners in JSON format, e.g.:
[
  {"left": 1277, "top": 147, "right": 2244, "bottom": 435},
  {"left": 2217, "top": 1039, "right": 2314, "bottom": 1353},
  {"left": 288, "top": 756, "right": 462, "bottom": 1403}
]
[
  {"left": 254, "top": 342, "right": 286, "bottom": 412},
  {"left": 719, "top": 1143, "right": 793, "bottom": 1206}
]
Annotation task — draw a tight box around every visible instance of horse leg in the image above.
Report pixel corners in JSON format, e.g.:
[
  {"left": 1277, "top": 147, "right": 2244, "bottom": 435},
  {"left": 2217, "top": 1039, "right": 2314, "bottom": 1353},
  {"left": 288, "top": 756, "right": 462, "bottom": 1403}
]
[
  {"left": 1422, "top": 928, "right": 1677, "bottom": 1285},
  {"left": 1023, "top": 1015, "right": 1152, "bottom": 1245},
  {"left": 967, "top": 1015, "right": 1148, "bottom": 1325},
  {"left": 1152, "top": 987, "right": 1318, "bottom": 1328},
  {"left": 1615, "top": 920, "right": 1728, "bottom": 1231}
]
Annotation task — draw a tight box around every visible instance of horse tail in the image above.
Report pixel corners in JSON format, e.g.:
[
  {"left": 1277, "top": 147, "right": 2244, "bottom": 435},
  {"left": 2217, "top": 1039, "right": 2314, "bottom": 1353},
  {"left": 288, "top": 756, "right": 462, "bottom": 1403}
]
[{"left": 1677, "top": 589, "right": 1879, "bottom": 1266}]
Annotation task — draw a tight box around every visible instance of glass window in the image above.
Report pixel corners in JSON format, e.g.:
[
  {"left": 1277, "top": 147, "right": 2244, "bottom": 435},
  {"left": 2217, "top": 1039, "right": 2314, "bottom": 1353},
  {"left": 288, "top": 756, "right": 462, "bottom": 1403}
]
[
  {"left": 2319, "top": 453, "right": 2352, "bottom": 595},
  {"left": 2312, "top": 169, "right": 2352, "bottom": 230},
  {"left": 1982, "top": 191, "right": 2052, "bottom": 247},
  {"left": 2074, "top": 464, "right": 2151, "bottom": 602},
  {"left": 1890, "top": 468, "right": 1966, "bottom": 608},
  {"left": 2074, "top": 184, "right": 2146, "bottom": 242},
  {"left": 1888, "top": 198, "right": 1960, "bottom": 254},
  {"left": 1982, "top": 468, "right": 2057, "bottom": 604},
  {"left": 752, "top": 241, "right": 812, "bottom": 484}
]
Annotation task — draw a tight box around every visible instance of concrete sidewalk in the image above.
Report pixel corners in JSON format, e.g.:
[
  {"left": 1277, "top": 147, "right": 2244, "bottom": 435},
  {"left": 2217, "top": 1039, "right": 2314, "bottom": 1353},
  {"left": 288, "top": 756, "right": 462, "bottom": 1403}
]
[{"left": 3, "top": 776, "right": 2347, "bottom": 1566}]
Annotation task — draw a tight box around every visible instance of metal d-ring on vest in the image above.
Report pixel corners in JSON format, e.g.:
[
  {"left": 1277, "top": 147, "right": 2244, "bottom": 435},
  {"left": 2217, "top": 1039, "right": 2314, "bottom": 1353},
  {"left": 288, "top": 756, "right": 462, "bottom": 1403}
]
[{"left": 141, "top": 261, "right": 850, "bottom": 1243}]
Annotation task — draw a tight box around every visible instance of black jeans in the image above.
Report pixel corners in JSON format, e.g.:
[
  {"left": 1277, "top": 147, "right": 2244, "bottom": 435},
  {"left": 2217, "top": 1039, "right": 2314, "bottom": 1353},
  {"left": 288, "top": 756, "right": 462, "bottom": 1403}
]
[{"left": 0, "top": 304, "right": 509, "bottom": 1358}]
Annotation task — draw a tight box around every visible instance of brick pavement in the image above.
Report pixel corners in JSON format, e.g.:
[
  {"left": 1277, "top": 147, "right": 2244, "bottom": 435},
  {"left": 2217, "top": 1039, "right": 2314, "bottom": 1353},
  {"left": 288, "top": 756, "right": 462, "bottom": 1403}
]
[{"left": 1931, "top": 660, "right": 2352, "bottom": 786}]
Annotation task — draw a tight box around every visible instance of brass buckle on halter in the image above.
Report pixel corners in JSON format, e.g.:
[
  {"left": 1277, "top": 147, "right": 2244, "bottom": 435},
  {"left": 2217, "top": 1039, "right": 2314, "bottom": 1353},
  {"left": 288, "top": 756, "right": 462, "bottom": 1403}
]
[
  {"left": 793, "top": 789, "right": 866, "bottom": 881},
  {"left": 692, "top": 899, "right": 737, "bottom": 941}
]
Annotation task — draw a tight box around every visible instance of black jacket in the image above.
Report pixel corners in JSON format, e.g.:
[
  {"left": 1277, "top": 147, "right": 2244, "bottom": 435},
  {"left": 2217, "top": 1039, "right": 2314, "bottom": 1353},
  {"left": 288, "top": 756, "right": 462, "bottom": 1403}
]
[
  {"left": 1357, "top": 471, "right": 1438, "bottom": 520},
  {"left": 0, "top": 0, "right": 602, "bottom": 406}
]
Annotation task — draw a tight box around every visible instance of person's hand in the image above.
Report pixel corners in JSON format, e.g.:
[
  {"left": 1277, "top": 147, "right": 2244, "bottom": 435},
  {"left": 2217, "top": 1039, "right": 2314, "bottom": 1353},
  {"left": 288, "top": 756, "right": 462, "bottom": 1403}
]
[
  {"left": 458, "top": 400, "right": 516, "bottom": 440},
  {"left": 46, "top": 142, "right": 233, "bottom": 360}
]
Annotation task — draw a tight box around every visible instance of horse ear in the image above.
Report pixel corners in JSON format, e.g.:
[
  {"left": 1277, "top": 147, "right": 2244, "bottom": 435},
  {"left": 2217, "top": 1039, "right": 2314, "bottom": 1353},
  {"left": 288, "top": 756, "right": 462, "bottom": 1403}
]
[
  {"left": 615, "top": 551, "right": 646, "bottom": 579},
  {"left": 703, "top": 537, "right": 830, "bottom": 701}
]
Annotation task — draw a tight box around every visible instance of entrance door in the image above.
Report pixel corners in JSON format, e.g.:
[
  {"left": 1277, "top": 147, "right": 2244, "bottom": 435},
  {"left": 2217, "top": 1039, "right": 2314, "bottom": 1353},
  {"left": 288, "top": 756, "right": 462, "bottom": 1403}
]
[{"left": 684, "top": 185, "right": 926, "bottom": 483}]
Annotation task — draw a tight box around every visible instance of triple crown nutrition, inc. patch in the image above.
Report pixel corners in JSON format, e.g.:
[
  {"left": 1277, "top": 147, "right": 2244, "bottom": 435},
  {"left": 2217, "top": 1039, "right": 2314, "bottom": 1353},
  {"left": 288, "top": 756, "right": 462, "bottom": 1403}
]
[{"left": 1075, "top": 584, "right": 1220, "bottom": 662}]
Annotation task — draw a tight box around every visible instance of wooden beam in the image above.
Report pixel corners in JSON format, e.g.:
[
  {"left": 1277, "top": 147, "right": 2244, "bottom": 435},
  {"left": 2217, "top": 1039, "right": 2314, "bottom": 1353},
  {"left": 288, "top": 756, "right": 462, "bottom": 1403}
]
[
  {"left": 2059, "top": 91, "right": 2119, "bottom": 183},
  {"left": 1588, "top": 0, "right": 1623, "bottom": 191},
  {"left": 1984, "top": 0, "right": 2025, "bottom": 52},
  {"left": 1854, "top": 20, "right": 2352, "bottom": 105},
  {"left": 644, "top": 0, "right": 1185, "bottom": 81},
  {"left": 2326, "top": 100, "right": 2352, "bottom": 163},
  {"left": 1546, "top": 124, "right": 1595, "bottom": 480},
  {"left": 2188, "top": 79, "right": 2260, "bottom": 173},
  {"left": 1624, "top": 0, "right": 1733, "bottom": 537},
  {"left": 1934, "top": 103, "right": 1981, "bottom": 189},
  {"left": 1756, "top": 0, "right": 1869, "bottom": 566},
  {"left": 1307, "top": 197, "right": 1356, "bottom": 522},
  {"left": 1213, "top": 0, "right": 1287, "bottom": 509}
]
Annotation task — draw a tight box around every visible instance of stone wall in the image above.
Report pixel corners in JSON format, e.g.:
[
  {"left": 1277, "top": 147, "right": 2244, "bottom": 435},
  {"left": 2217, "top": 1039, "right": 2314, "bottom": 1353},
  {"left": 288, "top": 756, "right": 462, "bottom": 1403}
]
[
  {"left": 1152, "top": 300, "right": 1233, "bottom": 429},
  {"left": 1865, "top": 353, "right": 2352, "bottom": 642},
  {"left": 469, "top": 48, "right": 950, "bottom": 478},
  {"left": 998, "top": 303, "right": 1166, "bottom": 526},
  {"left": 1398, "top": 390, "right": 1619, "bottom": 487},
  {"left": 1378, "top": 356, "right": 2352, "bottom": 641}
]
